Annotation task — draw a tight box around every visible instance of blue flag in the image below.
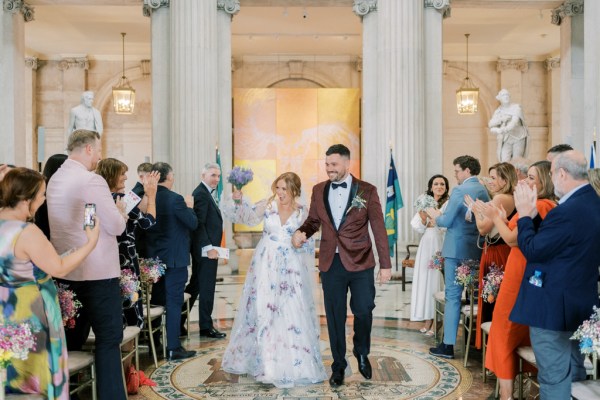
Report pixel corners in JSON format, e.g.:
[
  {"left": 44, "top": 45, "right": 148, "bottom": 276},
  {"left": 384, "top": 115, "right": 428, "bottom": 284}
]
[
  {"left": 216, "top": 148, "right": 223, "bottom": 203},
  {"left": 385, "top": 153, "right": 404, "bottom": 257},
  {"left": 590, "top": 143, "right": 596, "bottom": 169}
]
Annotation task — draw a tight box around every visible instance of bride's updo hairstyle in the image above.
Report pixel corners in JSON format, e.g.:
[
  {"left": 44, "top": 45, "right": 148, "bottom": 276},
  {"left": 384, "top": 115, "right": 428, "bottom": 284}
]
[{"left": 0, "top": 168, "right": 45, "bottom": 209}]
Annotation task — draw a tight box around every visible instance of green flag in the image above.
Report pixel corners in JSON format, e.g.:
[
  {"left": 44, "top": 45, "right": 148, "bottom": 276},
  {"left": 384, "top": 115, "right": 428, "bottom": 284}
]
[
  {"left": 385, "top": 152, "right": 404, "bottom": 256},
  {"left": 216, "top": 148, "right": 223, "bottom": 203}
]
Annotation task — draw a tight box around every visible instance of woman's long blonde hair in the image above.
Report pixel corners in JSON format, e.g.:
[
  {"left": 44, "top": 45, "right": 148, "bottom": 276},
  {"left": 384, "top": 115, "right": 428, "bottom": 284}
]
[{"left": 268, "top": 172, "right": 302, "bottom": 210}]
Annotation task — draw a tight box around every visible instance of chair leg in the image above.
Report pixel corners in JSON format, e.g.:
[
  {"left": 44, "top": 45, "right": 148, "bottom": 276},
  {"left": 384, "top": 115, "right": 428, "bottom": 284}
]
[
  {"left": 518, "top": 358, "right": 523, "bottom": 400},
  {"left": 402, "top": 266, "right": 406, "bottom": 291},
  {"left": 463, "top": 315, "right": 473, "bottom": 368},
  {"left": 135, "top": 336, "right": 139, "bottom": 371},
  {"left": 482, "top": 329, "right": 487, "bottom": 383},
  {"left": 186, "top": 299, "right": 190, "bottom": 340},
  {"left": 91, "top": 362, "right": 97, "bottom": 400},
  {"left": 495, "top": 379, "right": 499, "bottom": 399},
  {"left": 148, "top": 323, "right": 158, "bottom": 368},
  {"left": 162, "top": 314, "right": 167, "bottom": 357}
]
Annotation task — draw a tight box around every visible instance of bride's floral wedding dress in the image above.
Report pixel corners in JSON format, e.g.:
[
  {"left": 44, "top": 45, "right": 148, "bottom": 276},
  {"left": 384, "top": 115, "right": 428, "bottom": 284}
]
[{"left": 221, "top": 198, "right": 327, "bottom": 388}]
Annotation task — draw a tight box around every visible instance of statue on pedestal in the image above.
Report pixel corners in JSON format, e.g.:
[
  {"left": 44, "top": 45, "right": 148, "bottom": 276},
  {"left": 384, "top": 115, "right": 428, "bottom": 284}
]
[
  {"left": 488, "top": 89, "right": 529, "bottom": 162},
  {"left": 68, "top": 91, "right": 103, "bottom": 135}
]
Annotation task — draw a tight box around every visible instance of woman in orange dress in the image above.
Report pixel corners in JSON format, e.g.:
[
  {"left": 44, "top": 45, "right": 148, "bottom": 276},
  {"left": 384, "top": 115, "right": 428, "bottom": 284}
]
[
  {"left": 478, "top": 160, "right": 557, "bottom": 400},
  {"left": 466, "top": 162, "right": 517, "bottom": 349}
]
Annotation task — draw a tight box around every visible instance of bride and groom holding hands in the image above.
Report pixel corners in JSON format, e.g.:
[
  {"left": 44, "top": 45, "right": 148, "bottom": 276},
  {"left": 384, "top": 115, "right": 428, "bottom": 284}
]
[{"left": 220, "top": 144, "right": 392, "bottom": 388}]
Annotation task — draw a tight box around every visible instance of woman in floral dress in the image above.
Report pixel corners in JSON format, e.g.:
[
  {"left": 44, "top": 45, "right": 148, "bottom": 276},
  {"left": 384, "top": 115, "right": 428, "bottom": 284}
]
[
  {"left": 221, "top": 172, "right": 327, "bottom": 388},
  {"left": 0, "top": 168, "right": 99, "bottom": 399}
]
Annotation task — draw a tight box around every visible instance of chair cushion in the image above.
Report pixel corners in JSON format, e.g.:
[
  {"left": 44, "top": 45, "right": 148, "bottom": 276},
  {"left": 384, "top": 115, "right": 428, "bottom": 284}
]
[
  {"left": 68, "top": 351, "right": 94, "bottom": 374},
  {"left": 461, "top": 304, "right": 479, "bottom": 315},
  {"left": 572, "top": 380, "right": 600, "bottom": 399},
  {"left": 87, "top": 325, "right": 140, "bottom": 345},
  {"left": 434, "top": 291, "right": 445, "bottom": 302},
  {"left": 183, "top": 292, "right": 191, "bottom": 302},
  {"left": 143, "top": 305, "right": 165, "bottom": 319},
  {"left": 481, "top": 321, "right": 492, "bottom": 334},
  {"left": 516, "top": 346, "right": 537, "bottom": 366}
]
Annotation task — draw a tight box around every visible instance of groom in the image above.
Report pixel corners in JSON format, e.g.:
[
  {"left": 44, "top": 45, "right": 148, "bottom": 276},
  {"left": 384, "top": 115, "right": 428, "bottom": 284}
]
[{"left": 292, "top": 144, "right": 391, "bottom": 387}]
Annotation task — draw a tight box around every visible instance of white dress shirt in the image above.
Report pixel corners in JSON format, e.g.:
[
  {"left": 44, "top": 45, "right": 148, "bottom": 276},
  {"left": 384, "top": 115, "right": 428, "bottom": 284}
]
[{"left": 328, "top": 174, "right": 353, "bottom": 230}]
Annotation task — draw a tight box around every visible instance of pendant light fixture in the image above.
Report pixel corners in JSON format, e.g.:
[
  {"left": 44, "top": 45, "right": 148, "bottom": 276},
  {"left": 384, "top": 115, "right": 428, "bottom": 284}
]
[
  {"left": 456, "top": 33, "right": 479, "bottom": 115},
  {"left": 112, "top": 32, "right": 135, "bottom": 114}
]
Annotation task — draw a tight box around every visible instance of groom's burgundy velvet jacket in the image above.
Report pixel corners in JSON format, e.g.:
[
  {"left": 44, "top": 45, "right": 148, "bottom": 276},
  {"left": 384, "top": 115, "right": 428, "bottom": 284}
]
[{"left": 298, "top": 175, "right": 391, "bottom": 272}]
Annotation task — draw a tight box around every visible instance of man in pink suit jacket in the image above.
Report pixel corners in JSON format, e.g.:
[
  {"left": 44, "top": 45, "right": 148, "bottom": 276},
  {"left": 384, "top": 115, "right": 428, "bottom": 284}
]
[{"left": 293, "top": 144, "right": 392, "bottom": 387}]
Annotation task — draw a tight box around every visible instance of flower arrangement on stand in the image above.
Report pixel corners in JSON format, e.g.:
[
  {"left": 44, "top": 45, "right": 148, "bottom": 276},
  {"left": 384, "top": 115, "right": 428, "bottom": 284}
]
[
  {"left": 571, "top": 306, "right": 600, "bottom": 356},
  {"left": 56, "top": 283, "right": 82, "bottom": 329},
  {"left": 0, "top": 318, "right": 38, "bottom": 399},
  {"left": 120, "top": 269, "right": 140, "bottom": 303},
  {"left": 482, "top": 262, "right": 504, "bottom": 303},
  {"left": 455, "top": 259, "right": 480, "bottom": 286},
  {"left": 139, "top": 257, "right": 166, "bottom": 284},
  {"left": 227, "top": 166, "right": 254, "bottom": 203},
  {"left": 428, "top": 251, "right": 445, "bottom": 271}
]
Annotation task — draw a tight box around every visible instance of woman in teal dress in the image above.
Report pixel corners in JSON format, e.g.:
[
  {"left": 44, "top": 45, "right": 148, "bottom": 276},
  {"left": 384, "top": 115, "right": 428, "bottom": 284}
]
[{"left": 0, "top": 168, "right": 100, "bottom": 399}]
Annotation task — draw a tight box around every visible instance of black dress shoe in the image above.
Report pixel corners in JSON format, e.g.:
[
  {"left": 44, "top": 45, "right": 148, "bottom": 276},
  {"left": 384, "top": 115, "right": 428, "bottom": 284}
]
[
  {"left": 199, "top": 327, "right": 226, "bottom": 339},
  {"left": 329, "top": 370, "right": 344, "bottom": 387},
  {"left": 353, "top": 349, "right": 372, "bottom": 379},
  {"left": 167, "top": 346, "right": 196, "bottom": 361}
]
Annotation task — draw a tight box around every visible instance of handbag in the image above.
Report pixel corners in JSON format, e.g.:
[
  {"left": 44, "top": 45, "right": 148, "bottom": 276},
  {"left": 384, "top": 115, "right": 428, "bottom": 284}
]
[{"left": 126, "top": 365, "right": 140, "bottom": 395}]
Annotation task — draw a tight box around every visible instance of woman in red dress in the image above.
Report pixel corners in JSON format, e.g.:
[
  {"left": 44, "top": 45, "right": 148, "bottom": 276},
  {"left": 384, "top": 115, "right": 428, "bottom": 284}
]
[{"left": 479, "top": 160, "right": 557, "bottom": 400}]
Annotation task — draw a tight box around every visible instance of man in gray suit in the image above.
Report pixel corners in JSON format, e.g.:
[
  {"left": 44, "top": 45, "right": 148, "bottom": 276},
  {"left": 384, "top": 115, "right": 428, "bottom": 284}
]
[{"left": 426, "top": 155, "right": 490, "bottom": 359}]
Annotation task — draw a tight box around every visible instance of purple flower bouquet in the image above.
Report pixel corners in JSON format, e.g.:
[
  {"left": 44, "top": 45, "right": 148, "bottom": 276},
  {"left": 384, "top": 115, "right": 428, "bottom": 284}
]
[
  {"left": 227, "top": 166, "right": 254, "bottom": 203},
  {"left": 57, "top": 283, "right": 83, "bottom": 329}
]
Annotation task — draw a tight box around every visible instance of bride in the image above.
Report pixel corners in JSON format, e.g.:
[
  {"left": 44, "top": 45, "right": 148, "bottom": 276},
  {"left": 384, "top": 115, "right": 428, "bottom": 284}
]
[{"left": 221, "top": 172, "right": 327, "bottom": 388}]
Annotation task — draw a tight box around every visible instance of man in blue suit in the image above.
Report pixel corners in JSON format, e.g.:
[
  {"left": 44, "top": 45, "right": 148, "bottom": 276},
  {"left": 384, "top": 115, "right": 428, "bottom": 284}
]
[
  {"left": 510, "top": 150, "right": 600, "bottom": 399},
  {"left": 147, "top": 162, "right": 199, "bottom": 360},
  {"left": 427, "top": 155, "right": 490, "bottom": 359}
]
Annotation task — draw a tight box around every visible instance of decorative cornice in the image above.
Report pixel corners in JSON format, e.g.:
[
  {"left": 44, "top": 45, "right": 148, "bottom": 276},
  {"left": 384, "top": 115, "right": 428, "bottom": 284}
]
[
  {"left": 3, "top": 0, "right": 34, "bottom": 22},
  {"left": 142, "top": 0, "right": 169, "bottom": 17},
  {"left": 353, "top": 0, "right": 377, "bottom": 18},
  {"left": 141, "top": 59, "right": 151, "bottom": 76},
  {"left": 545, "top": 57, "right": 560, "bottom": 71},
  {"left": 424, "top": 0, "right": 451, "bottom": 19},
  {"left": 496, "top": 58, "right": 529, "bottom": 72},
  {"left": 58, "top": 57, "right": 89, "bottom": 71},
  {"left": 217, "top": 0, "right": 240, "bottom": 16},
  {"left": 24, "top": 56, "right": 38, "bottom": 70},
  {"left": 551, "top": 0, "right": 583, "bottom": 26}
]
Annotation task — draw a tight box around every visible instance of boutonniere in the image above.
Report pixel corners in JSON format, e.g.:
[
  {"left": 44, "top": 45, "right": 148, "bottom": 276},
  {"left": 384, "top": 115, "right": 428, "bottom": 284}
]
[{"left": 346, "top": 190, "right": 367, "bottom": 215}]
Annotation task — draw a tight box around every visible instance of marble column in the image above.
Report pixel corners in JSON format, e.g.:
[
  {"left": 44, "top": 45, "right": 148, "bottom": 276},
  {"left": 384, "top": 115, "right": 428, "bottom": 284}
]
[
  {"left": 59, "top": 57, "right": 88, "bottom": 143},
  {"left": 424, "top": 0, "right": 449, "bottom": 180},
  {"left": 584, "top": 0, "right": 600, "bottom": 156},
  {"left": 143, "top": 0, "right": 170, "bottom": 164},
  {"left": 552, "top": 0, "right": 584, "bottom": 150},
  {"left": 546, "top": 57, "right": 561, "bottom": 148},
  {"left": 24, "top": 56, "right": 38, "bottom": 170},
  {"left": 0, "top": 1, "right": 33, "bottom": 165}
]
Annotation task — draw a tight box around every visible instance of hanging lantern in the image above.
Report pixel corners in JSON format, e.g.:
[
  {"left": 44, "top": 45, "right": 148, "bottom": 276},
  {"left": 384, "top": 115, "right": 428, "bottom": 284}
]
[
  {"left": 112, "top": 32, "right": 135, "bottom": 114},
  {"left": 456, "top": 33, "right": 479, "bottom": 115}
]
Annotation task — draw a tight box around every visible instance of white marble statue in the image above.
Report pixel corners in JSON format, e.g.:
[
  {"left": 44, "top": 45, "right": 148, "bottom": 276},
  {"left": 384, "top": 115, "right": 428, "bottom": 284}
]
[
  {"left": 68, "top": 91, "right": 103, "bottom": 135},
  {"left": 488, "top": 89, "right": 529, "bottom": 162}
]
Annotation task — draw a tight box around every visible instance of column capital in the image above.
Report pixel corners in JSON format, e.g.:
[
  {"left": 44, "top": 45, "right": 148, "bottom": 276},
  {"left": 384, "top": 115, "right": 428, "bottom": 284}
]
[
  {"left": 3, "top": 0, "right": 34, "bottom": 22},
  {"left": 496, "top": 58, "right": 529, "bottom": 72},
  {"left": 143, "top": 0, "right": 169, "bottom": 17},
  {"left": 424, "top": 0, "right": 451, "bottom": 19},
  {"left": 217, "top": 0, "right": 240, "bottom": 16},
  {"left": 353, "top": 0, "right": 377, "bottom": 18},
  {"left": 545, "top": 57, "right": 560, "bottom": 70},
  {"left": 24, "top": 56, "right": 38, "bottom": 70},
  {"left": 551, "top": 0, "right": 583, "bottom": 26},
  {"left": 58, "top": 57, "right": 89, "bottom": 71}
]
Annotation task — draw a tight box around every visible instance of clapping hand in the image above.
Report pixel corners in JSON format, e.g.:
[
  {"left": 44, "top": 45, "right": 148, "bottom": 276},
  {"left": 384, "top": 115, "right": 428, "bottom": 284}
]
[
  {"left": 142, "top": 171, "right": 160, "bottom": 198},
  {"left": 514, "top": 181, "right": 538, "bottom": 219}
]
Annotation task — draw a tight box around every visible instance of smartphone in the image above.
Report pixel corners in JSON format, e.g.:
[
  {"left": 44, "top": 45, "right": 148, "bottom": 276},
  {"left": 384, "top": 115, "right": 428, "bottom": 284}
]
[{"left": 83, "top": 203, "right": 96, "bottom": 229}]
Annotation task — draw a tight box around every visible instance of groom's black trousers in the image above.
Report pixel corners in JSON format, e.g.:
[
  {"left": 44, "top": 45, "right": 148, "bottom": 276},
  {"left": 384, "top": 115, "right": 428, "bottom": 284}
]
[{"left": 320, "top": 254, "right": 376, "bottom": 373}]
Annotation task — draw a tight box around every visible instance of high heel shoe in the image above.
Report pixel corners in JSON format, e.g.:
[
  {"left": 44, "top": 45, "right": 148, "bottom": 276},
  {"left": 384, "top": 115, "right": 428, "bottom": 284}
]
[{"left": 425, "top": 330, "right": 435, "bottom": 337}]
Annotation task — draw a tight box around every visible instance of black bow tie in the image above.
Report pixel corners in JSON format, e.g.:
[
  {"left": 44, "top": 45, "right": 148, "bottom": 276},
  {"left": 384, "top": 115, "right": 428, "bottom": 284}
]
[
  {"left": 331, "top": 182, "right": 347, "bottom": 190},
  {"left": 210, "top": 188, "right": 215, "bottom": 193}
]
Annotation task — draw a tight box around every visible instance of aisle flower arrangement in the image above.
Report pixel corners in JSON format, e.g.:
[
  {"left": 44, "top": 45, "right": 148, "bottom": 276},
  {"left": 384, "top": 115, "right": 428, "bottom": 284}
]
[
  {"left": 414, "top": 194, "right": 438, "bottom": 212},
  {"left": 428, "top": 251, "right": 444, "bottom": 271},
  {"left": 482, "top": 262, "right": 504, "bottom": 303},
  {"left": 571, "top": 306, "right": 600, "bottom": 356},
  {"left": 57, "top": 283, "right": 82, "bottom": 329},
  {"left": 120, "top": 269, "right": 140, "bottom": 303},
  {"left": 454, "top": 259, "right": 479, "bottom": 286},
  {"left": 139, "top": 257, "right": 166, "bottom": 284},
  {"left": 0, "top": 319, "right": 37, "bottom": 368}
]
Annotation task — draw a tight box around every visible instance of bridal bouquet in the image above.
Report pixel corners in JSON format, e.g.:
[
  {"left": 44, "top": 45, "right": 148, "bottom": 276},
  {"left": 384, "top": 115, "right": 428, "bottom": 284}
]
[
  {"left": 428, "top": 251, "right": 444, "bottom": 271},
  {"left": 227, "top": 166, "right": 254, "bottom": 190},
  {"left": 482, "top": 262, "right": 504, "bottom": 303},
  {"left": 139, "top": 257, "right": 166, "bottom": 284},
  {"left": 571, "top": 306, "right": 600, "bottom": 356},
  {"left": 0, "top": 318, "right": 37, "bottom": 368},
  {"left": 57, "top": 283, "right": 82, "bottom": 329},
  {"left": 120, "top": 269, "right": 140, "bottom": 303},
  {"left": 455, "top": 259, "right": 479, "bottom": 286},
  {"left": 414, "top": 194, "right": 438, "bottom": 212}
]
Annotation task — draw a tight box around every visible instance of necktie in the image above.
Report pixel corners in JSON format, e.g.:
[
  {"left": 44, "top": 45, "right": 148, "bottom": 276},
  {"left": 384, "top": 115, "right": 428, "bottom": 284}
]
[{"left": 331, "top": 182, "right": 347, "bottom": 190}]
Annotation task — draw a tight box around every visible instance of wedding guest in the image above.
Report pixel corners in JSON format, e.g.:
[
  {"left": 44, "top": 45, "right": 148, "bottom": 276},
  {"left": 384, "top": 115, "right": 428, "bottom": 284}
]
[
  {"left": 35, "top": 154, "right": 68, "bottom": 239},
  {"left": 133, "top": 161, "right": 154, "bottom": 260},
  {"left": 480, "top": 160, "right": 556, "bottom": 400},
  {"left": 96, "top": 158, "right": 159, "bottom": 328},
  {"left": 222, "top": 172, "right": 327, "bottom": 387},
  {"left": 509, "top": 157, "right": 530, "bottom": 181},
  {"left": 546, "top": 143, "right": 573, "bottom": 162},
  {"left": 410, "top": 174, "right": 449, "bottom": 336},
  {"left": 0, "top": 168, "right": 100, "bottom": 399},
  {"left": 466, "top": 162, "right": 516, "bottom": 349}
]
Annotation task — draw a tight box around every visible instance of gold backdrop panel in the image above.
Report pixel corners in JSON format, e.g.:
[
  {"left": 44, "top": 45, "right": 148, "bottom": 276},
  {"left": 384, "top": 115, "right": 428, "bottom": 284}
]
[{"left": 233, "top": 89, "right": 277, "bottom": 160}]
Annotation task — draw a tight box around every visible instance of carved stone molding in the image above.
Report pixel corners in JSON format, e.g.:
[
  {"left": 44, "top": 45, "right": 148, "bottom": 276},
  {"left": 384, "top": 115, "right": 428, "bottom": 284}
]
[
  {"left": 551, "top": 0, "right": 583, "bottom": 26},
  {"left": 217, "top": 0, "right": 240, "bottom": 16},
  {"left": 353, "top": 0, "right": 377, "bottom": 18},
  {"left": 355, "top": 56, "right": 362, "bottom": 73},
  {"left": 142, "top": 0, "right": 169, "bottom": 17},
  {"left": 141, "top": 59, "right": 151, "bottom": 76},
  {"left": 288, "top": 60, "right": 304, "bottom": 79},
  {"left": 496, "top": 58, "right": 529, "bottom": 72},
  {"left": 24, "top": 56, "right": 38, "bottom": 70},
  {"left": 3, "top": 0, "right": 35, "bottom": 22},
  {"left": 545, "top": 57, "right": 560, "bottom": 71},
  {"left": 57, "top": 57, "right": 89, "bottom": 71},
  {"left": 424, "top": 0, "right": 451, "bottom": 19}
]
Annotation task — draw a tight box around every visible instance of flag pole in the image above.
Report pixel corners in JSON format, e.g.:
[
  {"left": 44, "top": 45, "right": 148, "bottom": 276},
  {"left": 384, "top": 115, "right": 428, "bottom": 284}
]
[{"left": 389, "top": 146, "right": 398, "bottom": 272}]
